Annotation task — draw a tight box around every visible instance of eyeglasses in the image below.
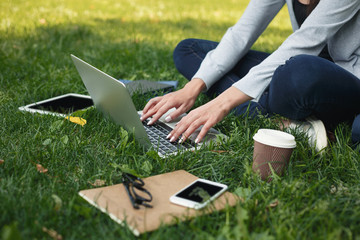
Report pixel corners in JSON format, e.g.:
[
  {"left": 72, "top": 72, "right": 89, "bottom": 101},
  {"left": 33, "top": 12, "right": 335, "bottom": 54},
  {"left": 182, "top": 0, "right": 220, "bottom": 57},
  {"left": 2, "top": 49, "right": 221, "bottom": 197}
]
[{"left": 122, "top": 173, "right": 153, "bottom": 209}]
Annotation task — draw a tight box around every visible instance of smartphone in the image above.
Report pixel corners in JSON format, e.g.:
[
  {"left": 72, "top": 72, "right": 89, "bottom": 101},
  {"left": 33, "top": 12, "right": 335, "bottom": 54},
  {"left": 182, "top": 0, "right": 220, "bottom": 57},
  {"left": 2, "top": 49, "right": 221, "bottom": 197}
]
[
  {"left": 169, "top": 179, "right": 228, "bottom": 209},
  {"left": 19, "top": 93, "right": 93, "bottom": 117}
]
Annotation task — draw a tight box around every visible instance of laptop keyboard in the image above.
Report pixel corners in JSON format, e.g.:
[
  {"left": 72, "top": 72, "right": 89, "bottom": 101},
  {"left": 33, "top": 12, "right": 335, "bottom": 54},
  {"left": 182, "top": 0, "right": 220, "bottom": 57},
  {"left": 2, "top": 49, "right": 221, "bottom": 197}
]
[{"left": 142, "top": 119, "right": 195, "bottom": 155}]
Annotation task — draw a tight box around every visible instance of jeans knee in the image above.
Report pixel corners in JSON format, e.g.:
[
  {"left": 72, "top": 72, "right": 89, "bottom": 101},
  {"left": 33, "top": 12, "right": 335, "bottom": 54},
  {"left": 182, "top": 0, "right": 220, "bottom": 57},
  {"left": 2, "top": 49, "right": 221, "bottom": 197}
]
[
  {"left": 272, "top": 55, "right": 329, "bottom": 97},
  {"left": 173, "top": 39, "right": 195, "bottom": 71},
  {"left": 268, "top": 55, "right": 326, "bottom": 118},
  {"left": 277, "top": 55, "right": 318, "bottom": 86}
]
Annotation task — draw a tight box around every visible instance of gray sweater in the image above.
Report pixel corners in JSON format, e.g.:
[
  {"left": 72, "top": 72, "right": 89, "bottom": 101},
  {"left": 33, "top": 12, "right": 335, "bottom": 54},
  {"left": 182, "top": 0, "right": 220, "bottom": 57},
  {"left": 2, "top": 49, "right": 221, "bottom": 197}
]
[{"left": 193, "top": 0, "right": 360, "bottom": 101}]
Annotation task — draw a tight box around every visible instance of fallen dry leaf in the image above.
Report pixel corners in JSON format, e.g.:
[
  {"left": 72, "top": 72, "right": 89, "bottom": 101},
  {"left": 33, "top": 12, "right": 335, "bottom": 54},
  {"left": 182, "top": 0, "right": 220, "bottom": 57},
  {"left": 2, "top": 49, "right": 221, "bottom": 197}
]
[
  {"left": 268, "top": 199, "right": 279, "bottom": 208},
  {"left": 42, "top": 227, "right": 63, "bottom": 240},
  {"left": 211, "top": 150, "right": 229, "bottom": 154},
  {"left": 89, "top": 179, "right": 106, "bottom": 187},
  {"left": 36, "top": 164, "right": 48, "bottom": 173},
  {"left": 65, "top": 116, "right": 87, "bottom": 126}
]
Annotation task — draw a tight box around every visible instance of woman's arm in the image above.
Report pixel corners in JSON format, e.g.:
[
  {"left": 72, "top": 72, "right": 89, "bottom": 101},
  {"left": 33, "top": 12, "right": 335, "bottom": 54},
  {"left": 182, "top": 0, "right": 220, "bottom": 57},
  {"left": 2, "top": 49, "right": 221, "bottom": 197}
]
[
  {"left": 234, "top": 0, "right": 360, "bottom": 101},
  {"left": 193, "top": 0, "right": 285, "bottom": 91}
]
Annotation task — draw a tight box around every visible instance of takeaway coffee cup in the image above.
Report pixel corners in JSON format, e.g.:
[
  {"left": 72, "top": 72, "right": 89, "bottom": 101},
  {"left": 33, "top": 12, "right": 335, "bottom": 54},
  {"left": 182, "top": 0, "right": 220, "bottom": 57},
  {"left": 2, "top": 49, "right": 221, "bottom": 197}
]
[{"left": 252, "top": 129, "right": 296, "bottom": 180}]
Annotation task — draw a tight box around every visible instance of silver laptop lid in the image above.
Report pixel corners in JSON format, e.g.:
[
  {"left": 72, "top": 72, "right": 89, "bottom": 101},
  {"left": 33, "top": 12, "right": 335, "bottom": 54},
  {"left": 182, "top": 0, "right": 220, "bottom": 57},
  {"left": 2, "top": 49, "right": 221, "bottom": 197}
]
[{"left": 71, "top": 54, "right": 151, "bottom": 148}]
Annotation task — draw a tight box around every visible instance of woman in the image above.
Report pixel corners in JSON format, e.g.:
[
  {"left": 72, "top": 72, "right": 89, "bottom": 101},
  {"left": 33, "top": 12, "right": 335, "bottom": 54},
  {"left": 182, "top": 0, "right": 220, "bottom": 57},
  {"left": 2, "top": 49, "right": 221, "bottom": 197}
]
[{"left": 141, "top": 0, "right": 360, "bottom": 152}]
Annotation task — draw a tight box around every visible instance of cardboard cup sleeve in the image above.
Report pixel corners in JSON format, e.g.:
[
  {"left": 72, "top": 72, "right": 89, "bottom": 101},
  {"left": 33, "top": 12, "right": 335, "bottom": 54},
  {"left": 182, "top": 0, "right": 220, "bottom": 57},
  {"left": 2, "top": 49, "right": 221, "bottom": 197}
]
[{"left": 252, "top": 129, "right": 296, "bottom": 180}]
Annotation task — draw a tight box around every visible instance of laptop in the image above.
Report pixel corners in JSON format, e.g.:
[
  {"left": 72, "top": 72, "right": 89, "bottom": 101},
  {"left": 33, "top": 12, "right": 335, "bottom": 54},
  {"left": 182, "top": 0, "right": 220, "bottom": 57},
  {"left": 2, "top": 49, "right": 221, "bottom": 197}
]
[{"left": 71, "top": 54, "right": 225, "bottom": 157}]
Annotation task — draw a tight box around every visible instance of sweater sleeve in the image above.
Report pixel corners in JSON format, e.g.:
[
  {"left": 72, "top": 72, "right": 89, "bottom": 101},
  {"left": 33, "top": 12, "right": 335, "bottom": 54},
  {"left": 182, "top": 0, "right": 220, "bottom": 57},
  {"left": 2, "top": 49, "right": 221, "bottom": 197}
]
[
  {"left": 233, "top": 0, "right": 360, "bottom": 101},
  {"left": 192, "top": 0, "right": 286, "bottom": 90}
]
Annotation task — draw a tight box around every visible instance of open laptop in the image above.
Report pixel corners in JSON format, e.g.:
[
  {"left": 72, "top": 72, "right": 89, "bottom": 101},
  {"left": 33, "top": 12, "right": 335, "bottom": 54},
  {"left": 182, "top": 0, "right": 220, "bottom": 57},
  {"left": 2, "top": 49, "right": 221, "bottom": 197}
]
[{"left": 71, "top": 54, "right": 224, "bottom": 157}]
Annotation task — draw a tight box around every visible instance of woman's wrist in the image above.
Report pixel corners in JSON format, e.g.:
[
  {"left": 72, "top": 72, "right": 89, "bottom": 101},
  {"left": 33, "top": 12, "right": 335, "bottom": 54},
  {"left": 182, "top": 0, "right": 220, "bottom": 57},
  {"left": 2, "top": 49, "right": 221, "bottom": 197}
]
[
  {"left": 183, "top": 78, "right": 206, "bottom": 97},
  {"left": 217, "top": 86, "right": 252, "bottom": 112}
]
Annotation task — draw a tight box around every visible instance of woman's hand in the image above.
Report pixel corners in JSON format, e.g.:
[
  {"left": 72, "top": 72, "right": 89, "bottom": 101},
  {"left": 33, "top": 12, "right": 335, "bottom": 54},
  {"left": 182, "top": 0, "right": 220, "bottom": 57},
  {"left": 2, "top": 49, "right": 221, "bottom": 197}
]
[
  {"left": 168, "top": 86, "right": 252, "bottom": 144},
  {"left": 141, "top": 78, "right": 206, "bottom": 125}
]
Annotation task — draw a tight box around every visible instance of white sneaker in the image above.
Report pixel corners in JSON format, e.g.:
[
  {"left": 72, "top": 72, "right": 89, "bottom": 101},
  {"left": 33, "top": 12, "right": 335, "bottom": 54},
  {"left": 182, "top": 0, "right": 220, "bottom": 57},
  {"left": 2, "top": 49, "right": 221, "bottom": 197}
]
[{"left": 288, "top": 116, "right": 328, "bottom": 152}]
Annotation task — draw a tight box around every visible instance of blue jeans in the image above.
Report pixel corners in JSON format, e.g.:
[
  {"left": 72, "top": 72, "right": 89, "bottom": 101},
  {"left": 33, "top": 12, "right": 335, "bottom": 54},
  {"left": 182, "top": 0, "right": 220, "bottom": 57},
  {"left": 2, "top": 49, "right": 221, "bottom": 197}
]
[{"left": 173, "top": 38, "right": 360, "bottom": 144}]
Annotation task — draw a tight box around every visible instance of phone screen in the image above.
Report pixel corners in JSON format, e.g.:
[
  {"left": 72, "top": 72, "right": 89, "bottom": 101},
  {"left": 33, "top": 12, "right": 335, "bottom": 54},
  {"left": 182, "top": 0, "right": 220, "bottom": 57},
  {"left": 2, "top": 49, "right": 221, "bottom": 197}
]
[
  {"left": 175, "top": 181, "right": 224, "bottom": 203},
  {"left": 28, "top": 96, "right": 93, "bottom": 114}
]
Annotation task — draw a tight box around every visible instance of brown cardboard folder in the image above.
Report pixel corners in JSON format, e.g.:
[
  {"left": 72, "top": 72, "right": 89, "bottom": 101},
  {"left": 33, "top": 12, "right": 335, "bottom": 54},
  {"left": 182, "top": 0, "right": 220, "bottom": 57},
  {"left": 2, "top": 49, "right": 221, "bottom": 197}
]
[{"left": 79, "top": 170, "right": 239, "bottom": 236}]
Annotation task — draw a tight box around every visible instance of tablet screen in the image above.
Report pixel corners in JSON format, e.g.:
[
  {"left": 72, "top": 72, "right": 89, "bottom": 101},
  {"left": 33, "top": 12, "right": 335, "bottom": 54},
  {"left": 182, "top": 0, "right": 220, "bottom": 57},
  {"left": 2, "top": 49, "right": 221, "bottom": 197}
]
[{"left": 28, "top": 95, "right": 93, "bottom": 114}]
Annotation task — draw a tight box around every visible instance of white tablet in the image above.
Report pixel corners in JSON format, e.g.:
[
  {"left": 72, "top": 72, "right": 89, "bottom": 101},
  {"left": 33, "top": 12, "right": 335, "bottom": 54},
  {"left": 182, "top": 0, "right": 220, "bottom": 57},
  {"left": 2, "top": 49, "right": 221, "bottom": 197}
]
[{"left": 19, "top": 93, "right": 93, "bottom": 117}]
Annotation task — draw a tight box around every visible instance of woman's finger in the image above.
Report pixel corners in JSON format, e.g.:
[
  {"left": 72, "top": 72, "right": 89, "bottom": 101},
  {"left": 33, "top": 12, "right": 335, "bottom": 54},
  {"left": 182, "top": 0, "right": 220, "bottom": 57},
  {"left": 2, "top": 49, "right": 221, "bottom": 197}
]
[
  {"left": 169, "top": 112, "right": 203, "bottom": 142},
  {"left": 194, "top": 121, "right": 215, "bottom": 143},
  {"left": 168, "top": 115, "right": 194, "bottom": 142},
  {"left": 165, "top": 104, "right": 190, "bottom": 123},
  {"left": 147, "top": 101, "right": 176, "bottom": 125},
  {"left": 142, "top": 97, "right": 161, "bottom": 115},
  {"left": 141, "top": 96, "right": 172, "bottom": 121},
  {"left": 178, "top": 118, "right": 203, "bottom": 143}
]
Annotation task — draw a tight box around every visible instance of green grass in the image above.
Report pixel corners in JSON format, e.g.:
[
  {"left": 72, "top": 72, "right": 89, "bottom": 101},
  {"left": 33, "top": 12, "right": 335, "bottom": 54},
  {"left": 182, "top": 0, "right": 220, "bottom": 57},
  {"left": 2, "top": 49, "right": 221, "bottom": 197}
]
[{"left": 1, "top": 0, "right": 360, "bottom": 239}]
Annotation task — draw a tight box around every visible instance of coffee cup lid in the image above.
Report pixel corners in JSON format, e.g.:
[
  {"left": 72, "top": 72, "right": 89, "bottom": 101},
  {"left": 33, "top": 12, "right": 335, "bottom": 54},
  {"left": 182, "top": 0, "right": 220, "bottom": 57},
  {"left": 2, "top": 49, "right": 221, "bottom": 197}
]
[{"left": 253, "top": 129, "right": 296, "bottom": 148}]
